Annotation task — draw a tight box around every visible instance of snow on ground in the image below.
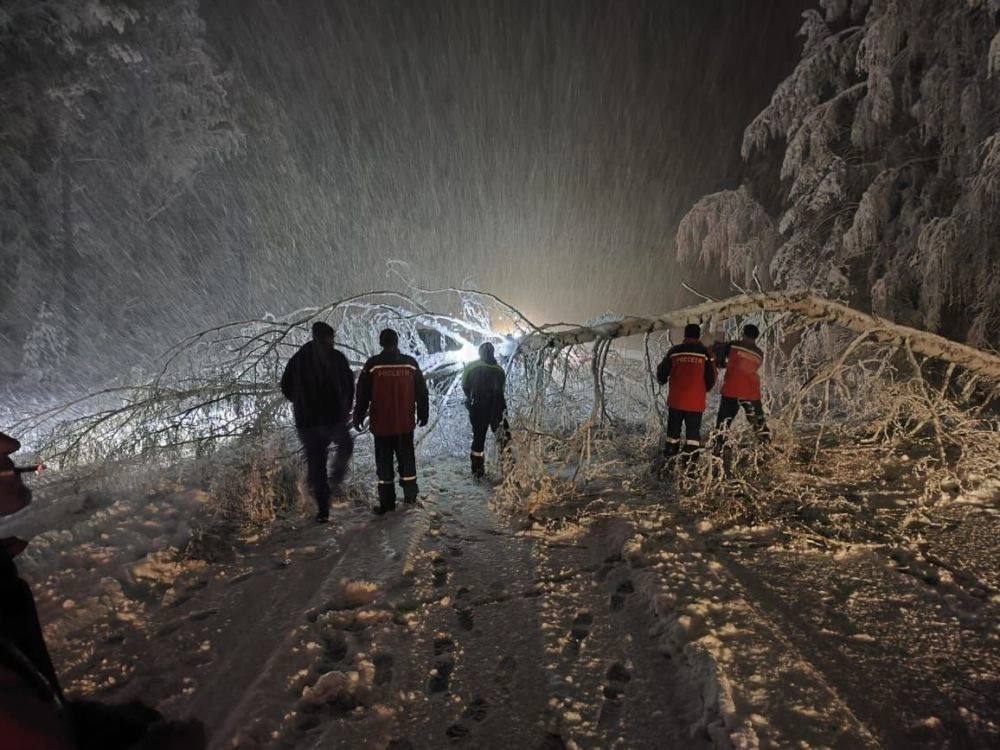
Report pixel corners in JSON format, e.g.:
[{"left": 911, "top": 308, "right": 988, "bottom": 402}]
[{"left": 2, "top": 444, "right": 998, "bottom": 748}]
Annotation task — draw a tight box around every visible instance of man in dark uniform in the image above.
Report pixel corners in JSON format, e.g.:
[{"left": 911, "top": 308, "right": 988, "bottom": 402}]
[
  {"left": 656, "top": 323, "right": 717, "bottom": 464},
  {"left": 712, "top": 324, "right": 771, "bottom": 452},
  {"left": 461, "top": 343, "right": 510, "bottom": 479},
  {"left": 353, "top": 329, "right": 429, "bottom": 514},
  {"left": 280, "top": 321, "right": 355, "bottom": 523}
]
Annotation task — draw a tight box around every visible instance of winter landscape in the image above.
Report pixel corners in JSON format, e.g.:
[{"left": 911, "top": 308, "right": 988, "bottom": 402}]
[{"left": 1, "top": 1, "right": 999, "bottom": 749}]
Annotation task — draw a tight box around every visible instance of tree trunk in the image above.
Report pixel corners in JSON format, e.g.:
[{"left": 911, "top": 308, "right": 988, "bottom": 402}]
[{"left": 521, "top": 291, "right": 1000, "bottom": 381}]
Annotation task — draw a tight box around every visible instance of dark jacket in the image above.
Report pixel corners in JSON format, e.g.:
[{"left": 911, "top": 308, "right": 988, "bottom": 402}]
[
  {"left": 656, "top": 338, "right": 717, "bottom": 412},
  {"left": 462, "top": 357, "right": 506, "bottom": 426},
  {"left": 280, "top": 341, "right": 355, "bottom": 428},
  {"left": 353, "top": 349, "right": 429, "bottom": 436},
  {"left": 0, "top": 433, "right": 34, "bottom": 517},
  {"left": 713, "top": 339, "right": 764, "bottom": 401}
]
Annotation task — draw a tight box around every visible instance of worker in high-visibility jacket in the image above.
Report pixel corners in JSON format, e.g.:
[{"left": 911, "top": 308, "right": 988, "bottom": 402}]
[
  {"left": 656, "top": 323, "right": 717, "bottom": 460},
  {"left": 462, "top": 343, "right": 510, "bottom": 479},
  {"left": 353, "top": 329, "right": 430, "bottom": 514},
  {"left": 712, "top": 324, "right": 771, "bottom": 452}
]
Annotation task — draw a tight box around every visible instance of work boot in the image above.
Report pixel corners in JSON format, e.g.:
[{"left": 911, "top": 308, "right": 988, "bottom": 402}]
[
  {"left": 315, "top": 511, "right": 329, "bottom": 524},
  {"left": 470, "top": 452, "right": 485, "bottom": 479},
  {"left": 377, "top": 483, "right": 397, "bottom": 514}
]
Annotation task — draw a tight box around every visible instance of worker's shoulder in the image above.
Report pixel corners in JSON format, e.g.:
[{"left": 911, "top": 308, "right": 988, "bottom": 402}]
[
  {"left": 0, "top": 433, "right": 20, "bottom": 456},
  {"left": 374, "top": 352, "right": 421, "bottom": 370},
  {"left": 360, "top": 352, "right": 383, "bottom": 370},
  {"left": 287, "top": 341, "right": 311, "bottom": 361},
  {"left": 730, "top": 341, "right": 764, "bottom": 359},
  {"left": 464, "top": 359, "right": 502, "bottom": 373},
  {"left": 670, "top": 341, "right": 710, "bottom": 357}
]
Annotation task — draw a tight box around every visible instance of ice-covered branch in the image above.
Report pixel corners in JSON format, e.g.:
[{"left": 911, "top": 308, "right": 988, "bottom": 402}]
[{"left": 520, "top": 291, "right": 1000, "bottom": 381}]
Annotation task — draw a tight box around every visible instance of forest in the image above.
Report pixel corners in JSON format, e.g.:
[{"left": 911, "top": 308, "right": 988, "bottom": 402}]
[{"left": 1, "top": 1, "right": 998, "bottom": 749}]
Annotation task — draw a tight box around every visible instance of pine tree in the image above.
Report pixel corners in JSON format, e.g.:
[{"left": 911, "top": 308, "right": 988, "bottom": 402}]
[
  {"left": 676, "top": 0, "right": 1000, "bottom": 348},
  {"left": 20, "top": 301, "right": 68, "bottom": 386},
  {"left": 0, "top": 0, "right": 242, "bottom": 374}
]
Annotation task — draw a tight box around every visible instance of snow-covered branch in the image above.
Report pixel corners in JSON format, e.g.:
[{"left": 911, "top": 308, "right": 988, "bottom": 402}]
[{"left": 521, "top": 291, "right": 1000, "bottom": 381}]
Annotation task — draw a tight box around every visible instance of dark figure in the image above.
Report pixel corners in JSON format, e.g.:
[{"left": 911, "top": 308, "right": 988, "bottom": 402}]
[
  {"left": 0, "top": 433, "right": 59, "bottom": 699},
  {"left": 0, "top": 432, "right": 41, "bottom": 516},
  {"left": 353, "top": 329, "right": 429, "bottom": 514},
  {"left": 280, "top": 321, "right": 355, "bottom": 523},
  {"left": 462, "top": 343, "right": 510, "bottom": 478},
  {"left": 656, "top": 324, "right": 717, "bottom": 462},
  {"left": 1, "top": 433, "right": 206, "bottom": 749},
  {"left": 712, "top": 324, "right": 771, "bottom": 452}
]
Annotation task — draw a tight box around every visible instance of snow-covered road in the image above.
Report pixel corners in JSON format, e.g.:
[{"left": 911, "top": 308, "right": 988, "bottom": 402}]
[{"left": 7, "top": 456, "right": 999, "bottom": 748}]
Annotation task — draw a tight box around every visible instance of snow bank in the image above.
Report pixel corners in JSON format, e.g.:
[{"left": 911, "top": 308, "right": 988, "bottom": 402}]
[{"left": 622, "top": 527, "right": 879, "bottom": 749}]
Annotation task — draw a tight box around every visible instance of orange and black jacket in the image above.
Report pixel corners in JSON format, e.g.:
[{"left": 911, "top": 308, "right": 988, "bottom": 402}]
[
  {"left": 656, "top": 339, "right": 717, "bottom": 412},
  {"left": 353, "top": 349, "right": 429, "bottom": 436},
  {"left": 714, "top": 340, "right": 764, "bottom": 401}
]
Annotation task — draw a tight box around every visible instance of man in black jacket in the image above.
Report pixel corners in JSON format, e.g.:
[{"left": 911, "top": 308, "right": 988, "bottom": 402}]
[
  {"left": 461, "top": 343, "right": 510, "bottom": 479},
  {"left": 280, "top": 322, "right": 355, "bottom": 523}
]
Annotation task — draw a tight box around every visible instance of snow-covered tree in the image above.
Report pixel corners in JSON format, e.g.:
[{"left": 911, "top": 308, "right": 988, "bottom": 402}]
[
  {"left": 0, "top": 0, "right": 242, "bottom": 377},
  {"left": 677, "top": 0, "right": 1000, "bottom": 348},
  {"left": 20, "top": 301, "right": 68, "bottom": 386}
]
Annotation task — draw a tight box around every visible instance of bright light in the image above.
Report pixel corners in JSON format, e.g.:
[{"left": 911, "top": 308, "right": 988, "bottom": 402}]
[{"left": 458, "top": 342, "right": 480, "bottom": 362}]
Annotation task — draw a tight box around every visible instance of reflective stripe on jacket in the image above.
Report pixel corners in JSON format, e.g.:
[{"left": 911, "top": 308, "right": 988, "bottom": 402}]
[
  {"left": 354, "top": 350, "right": 429, "bottom": 436},
  {"left": 656, "top": 339, "right": 717, "bottom": 412}
]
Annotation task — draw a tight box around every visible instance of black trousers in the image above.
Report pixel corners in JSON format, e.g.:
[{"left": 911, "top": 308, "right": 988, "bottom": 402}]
[
  {"left": 298, "top": 422, "right": 354, "bottom": 515},
  {"left": 715, "top": 397, "right": 770, "bottom": 451},
  {"left": 665, "top": 408, "right": 703, "bottom": 456},
  {"left": 374, "top": 432, "right": 418, "bottom": 509},
  {"left": 469, "top": 413, "right": 511, "bottom": 475}
]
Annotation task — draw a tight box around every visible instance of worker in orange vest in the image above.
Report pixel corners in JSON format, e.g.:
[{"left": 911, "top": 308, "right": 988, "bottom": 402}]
[
  {"left": 712, "top": 324, "right": 771, "bottom": 453},
  {"left": 656, "top": 323, "right": 717, "bottom": 463}
]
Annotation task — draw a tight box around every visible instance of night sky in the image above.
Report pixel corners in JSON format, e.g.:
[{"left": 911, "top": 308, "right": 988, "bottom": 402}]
[{"left": 199, "top": 0, "right": 809, "bottom": 323}]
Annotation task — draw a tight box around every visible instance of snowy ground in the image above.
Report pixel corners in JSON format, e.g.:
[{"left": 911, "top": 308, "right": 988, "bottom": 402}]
[{"left": 2, "top": 443, "right": 999, "bottom": 749}]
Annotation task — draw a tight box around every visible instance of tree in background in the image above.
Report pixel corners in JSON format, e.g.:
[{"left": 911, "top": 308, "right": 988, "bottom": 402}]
[
  {"left": 0, "top": 0, "right": 242, "bottom": 385},
  {"left": 676, "top": 0, "right": 1000, "bottom": 349}
]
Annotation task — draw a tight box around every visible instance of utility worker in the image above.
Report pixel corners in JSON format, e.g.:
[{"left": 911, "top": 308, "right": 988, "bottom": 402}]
[
  {"left": 656, "top": 323, "right": 717, "bottom": 462},
  {"left": 280, "top": 321, "right": 355, "bottom": 523},
  {"left": 353, "top": 329, "right": 429, "bottom": 514},
  {"left": 462, "top": 342, "right": 510, "bottom": 479},
  {"left": 713, "top": 324, "right": 771, "bottom": 451}
]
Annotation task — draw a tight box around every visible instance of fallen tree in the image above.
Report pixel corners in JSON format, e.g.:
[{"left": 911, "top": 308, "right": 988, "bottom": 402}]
[{"left": 520, "top": 290, "right": 1000, "bottom": 382}]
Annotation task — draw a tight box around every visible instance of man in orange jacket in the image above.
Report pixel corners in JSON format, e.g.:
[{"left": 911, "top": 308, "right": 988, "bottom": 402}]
[
  {"left": 353, "top": 329, "right": 430, "bottom": 514},
  {"left": 656, "top": 323, "right": 717, "bottom": 463},
  {"left": 712, "top": 324, "right": 771, "bottom": 452}
]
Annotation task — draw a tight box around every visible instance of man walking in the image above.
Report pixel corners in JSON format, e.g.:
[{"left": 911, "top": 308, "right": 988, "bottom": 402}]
[
  {"left": 353, "top": 329, "right": 429, "bottom": 514},
  {"left": 281, "top": 321, "right": 355, "bottom": 523},
  {"left": 713, "top": 323, "right": 771, "bottom": 452},
  {"left": 656, "top": 323, "right": 717, "bottom": 465},
  {"left": 462, "top": 342, "right": 510, "bottom": 479}
]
